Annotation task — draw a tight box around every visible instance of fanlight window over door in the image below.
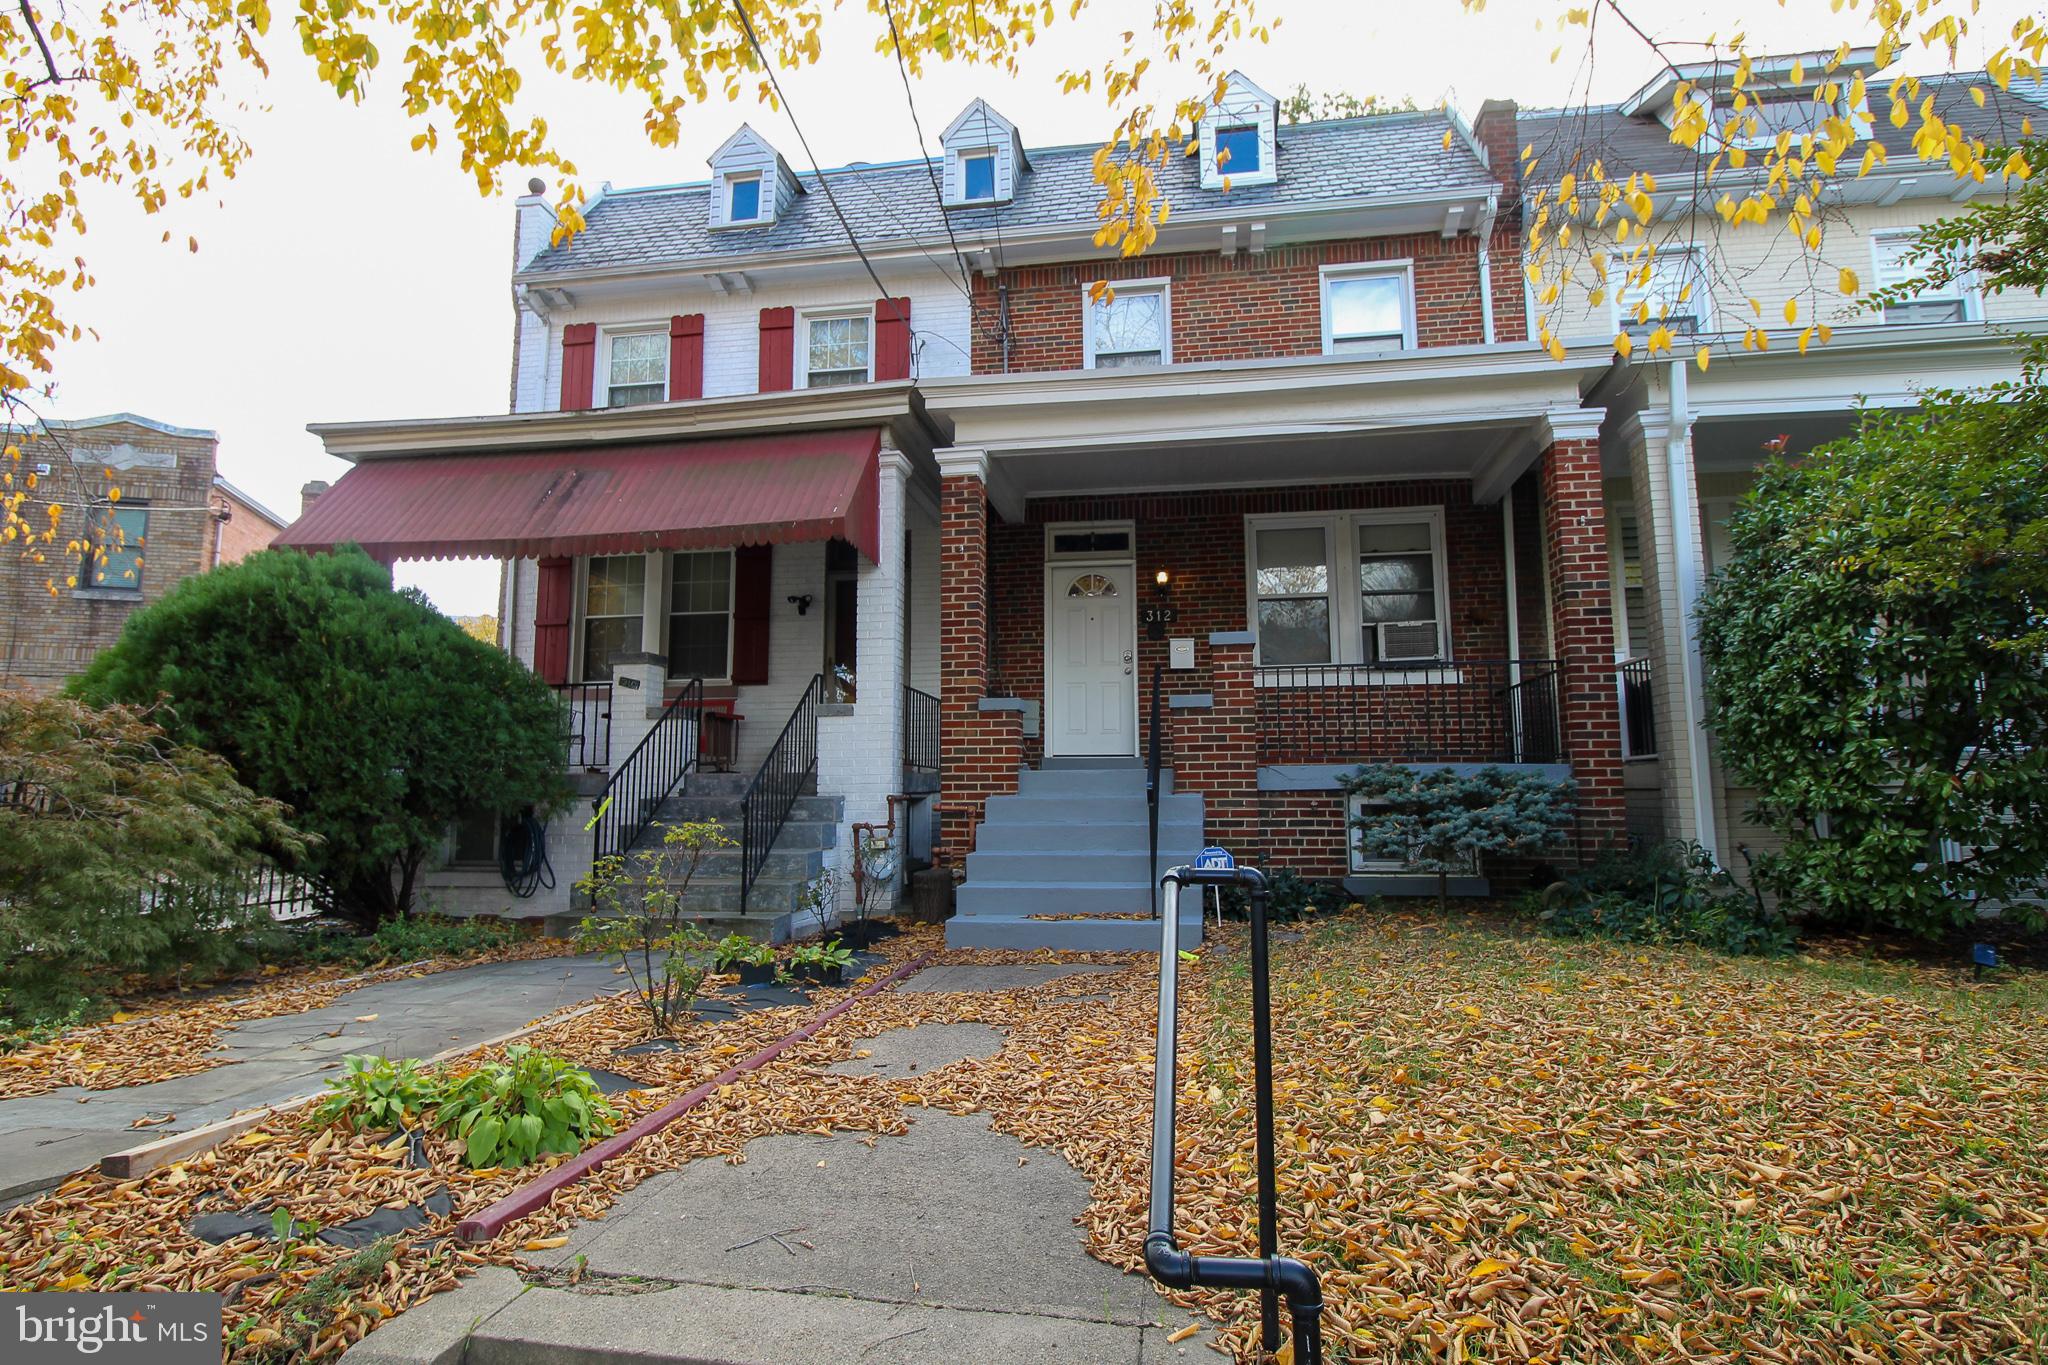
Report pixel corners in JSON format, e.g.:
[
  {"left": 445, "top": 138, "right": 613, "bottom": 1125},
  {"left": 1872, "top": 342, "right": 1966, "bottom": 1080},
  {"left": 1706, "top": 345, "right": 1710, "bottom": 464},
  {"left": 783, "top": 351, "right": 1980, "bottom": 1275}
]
[{"left": 1067, "top": 573, "right": 1119, "bottom": 598}]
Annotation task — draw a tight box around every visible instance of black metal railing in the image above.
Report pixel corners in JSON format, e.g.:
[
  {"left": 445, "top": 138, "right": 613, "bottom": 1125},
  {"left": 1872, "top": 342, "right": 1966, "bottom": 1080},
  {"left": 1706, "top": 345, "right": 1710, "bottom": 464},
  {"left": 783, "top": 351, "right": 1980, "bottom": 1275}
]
[
  {"left": 1255, "top": 660, "right": 1564, "bottom": 766},
  {"left": 903, "top": 685, "right": 940, "bottom": 773},
  {"left": 593, "top": 677, "right": 706, "bottom": 864},
  {"left": 1618, "top": 657, "right": 1658, "bottom": 759},
  {"left": 553, "top": 683, "right": 614, "bottom": 770},
  {"left": 1147, "top": 663, "right": 1165, "bottom": 918},
  {"left": 740, "top": 674, "right": 825, "bottom": 914}
]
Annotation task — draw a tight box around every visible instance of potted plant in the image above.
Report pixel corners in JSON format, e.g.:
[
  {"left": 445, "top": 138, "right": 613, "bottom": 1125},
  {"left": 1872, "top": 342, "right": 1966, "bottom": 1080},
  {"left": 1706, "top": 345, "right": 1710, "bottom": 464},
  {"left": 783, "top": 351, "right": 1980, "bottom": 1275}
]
[
  {"left": 788, "top": 939, "right": 855, "bottom": 986},
  {"left": 719, "top": 936, "right": 780, "bottom": 985}
]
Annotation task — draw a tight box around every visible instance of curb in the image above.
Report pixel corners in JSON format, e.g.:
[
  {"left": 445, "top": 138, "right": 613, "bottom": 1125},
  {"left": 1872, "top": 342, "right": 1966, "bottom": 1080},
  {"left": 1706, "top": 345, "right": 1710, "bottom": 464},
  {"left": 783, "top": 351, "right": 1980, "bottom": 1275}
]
[{"left": 456, "top": 951, "right": 937, "bottom": 1242}]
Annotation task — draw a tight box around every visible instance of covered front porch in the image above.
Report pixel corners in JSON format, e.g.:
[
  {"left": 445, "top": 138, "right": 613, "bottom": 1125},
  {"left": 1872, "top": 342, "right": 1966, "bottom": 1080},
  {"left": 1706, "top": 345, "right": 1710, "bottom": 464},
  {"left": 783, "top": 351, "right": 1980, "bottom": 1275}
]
[{"left": 279, "top": 388, "right": 948, "bottom": 935}]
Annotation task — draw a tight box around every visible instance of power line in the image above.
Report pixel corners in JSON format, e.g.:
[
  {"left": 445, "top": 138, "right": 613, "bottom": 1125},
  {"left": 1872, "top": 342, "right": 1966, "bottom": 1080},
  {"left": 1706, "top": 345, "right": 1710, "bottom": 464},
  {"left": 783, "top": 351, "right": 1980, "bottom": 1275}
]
[{"left": 880, "top": 0, "right": 975, "bottom": 302}]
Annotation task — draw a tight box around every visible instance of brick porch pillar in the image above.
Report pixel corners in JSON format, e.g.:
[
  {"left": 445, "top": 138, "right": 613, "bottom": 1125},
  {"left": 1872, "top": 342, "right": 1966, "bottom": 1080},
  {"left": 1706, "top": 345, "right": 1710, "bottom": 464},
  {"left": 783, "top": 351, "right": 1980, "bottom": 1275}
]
[
  {"left": 934, "top": 449, "right": 1021, "bottom": 868},
  {"left": 1173, "top": 631, "right": 1260, "bottom": 861},
  {"left": 1540, "top": 421, "right": 1627, "bottom": 859}
]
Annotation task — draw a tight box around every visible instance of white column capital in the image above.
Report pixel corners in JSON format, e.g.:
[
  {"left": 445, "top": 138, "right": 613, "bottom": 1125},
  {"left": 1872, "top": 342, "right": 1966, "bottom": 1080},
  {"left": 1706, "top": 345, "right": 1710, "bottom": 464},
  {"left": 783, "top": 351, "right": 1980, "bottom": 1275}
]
[
  {"left": 1541, "top": 404, "right": 1607, "bottom": 446},
  {"left": 935, "top": 446, "right": 990, "bottom": 483}
]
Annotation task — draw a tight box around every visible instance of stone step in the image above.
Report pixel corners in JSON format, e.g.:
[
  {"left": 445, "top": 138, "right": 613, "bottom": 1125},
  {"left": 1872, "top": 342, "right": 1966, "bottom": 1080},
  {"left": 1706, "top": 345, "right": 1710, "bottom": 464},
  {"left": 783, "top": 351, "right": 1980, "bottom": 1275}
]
[
  {"left": 620, "top": 819, "right": 841, "bottom": 859},
  {"left": 980, "top": 791, "right": 1203, "bottom": 825},
  {"left": 944, "top": 912, "right": 1203, "bottom": 953},
  {"left": 682, "top": 845, "right": 825, "bottom": 881},
  {"left": 657, "top": 794, "right": 845, "bottom": 825},
  {"left": 962, "top": 848, "right": 1205, "bottom": 885},
  {"left": 1014, "top": 766, "right": 1169, "bottom": 796},
  {"left": 954, "top": 880, "right": 1173, "bottom": 918},
  {"left": 657, "top": 875, "right": 816, "bottom": 915},
  {"left": 969, "top": 818, "right": 1204, "bottom": 853}
]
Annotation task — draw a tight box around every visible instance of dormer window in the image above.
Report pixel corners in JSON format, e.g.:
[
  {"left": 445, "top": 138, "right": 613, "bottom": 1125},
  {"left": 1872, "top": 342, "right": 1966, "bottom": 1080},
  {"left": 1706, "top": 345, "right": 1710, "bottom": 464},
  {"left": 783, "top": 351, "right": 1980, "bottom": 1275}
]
[
  {"left": 962, "top": 153, "right": 996, "bottom": 202},
  {"left": 727, "top": 174, "right": 763, "bottom": 224},
  {"left": 1215, "top": 125, "right": 1262, "bottom": 176},
  {"left": 1199, "top": 73, "right": 1279, "bottom": 190}
]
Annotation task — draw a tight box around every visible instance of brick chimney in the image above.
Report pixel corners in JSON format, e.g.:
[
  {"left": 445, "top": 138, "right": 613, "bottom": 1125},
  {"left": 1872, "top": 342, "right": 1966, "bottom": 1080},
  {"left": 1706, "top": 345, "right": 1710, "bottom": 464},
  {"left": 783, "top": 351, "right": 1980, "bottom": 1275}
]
[
  {"left": 300, "top": 480, "right": 329, "bottom": 518},
  {"left": 1472, "top": 99, "right": 1521, "bottom": 210}
]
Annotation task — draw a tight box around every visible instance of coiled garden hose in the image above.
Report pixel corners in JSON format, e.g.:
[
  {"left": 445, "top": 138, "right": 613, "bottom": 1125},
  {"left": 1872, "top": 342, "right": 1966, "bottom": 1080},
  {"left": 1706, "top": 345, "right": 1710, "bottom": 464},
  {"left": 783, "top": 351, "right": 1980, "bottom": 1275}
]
[{"left": 498, "top": 810, "right": 555, "bottom": 898}]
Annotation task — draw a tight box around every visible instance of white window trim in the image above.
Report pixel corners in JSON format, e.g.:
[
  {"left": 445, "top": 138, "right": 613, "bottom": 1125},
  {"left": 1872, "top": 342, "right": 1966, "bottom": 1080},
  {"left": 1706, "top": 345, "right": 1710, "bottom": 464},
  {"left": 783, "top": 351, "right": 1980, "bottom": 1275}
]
[
  {"left": 721, "top": 171, "right": 766, "bottom": 227},
  {"left": 573, "top": 553, "right": 651, "bottom": 685},
  {"left": 1609, "top": 246, "right": 1715, "bottom": 338},
  {"left": 1870, "top": 230, "right": 1981, "bottom": 324},
  {"left": 1044, "top": 520, "right": 1136, "bottom": 560},
  {"left": 601, "top": 326, "right": 669, "bottom": 407},
  {"left": 796, "top": 306, "right": 876, "bottom": 388},
  {"left": 664, "top": 547, "right": 738, "bottom": 685},
  {"left": 1212, "top": 122, "right": 1265, "bottom": 177},
  {"left": 957, "top": 148, "right": 998, "bottom": 202},
  {"left": 1244, "top": 507, "right": 1455, "bottom": 682},
  {"left": 1082, "top": 277, "right": 1173, "bottom": 370},
  {"left": 1319, "top": 262, "right": 1417, "bottom": 355}
]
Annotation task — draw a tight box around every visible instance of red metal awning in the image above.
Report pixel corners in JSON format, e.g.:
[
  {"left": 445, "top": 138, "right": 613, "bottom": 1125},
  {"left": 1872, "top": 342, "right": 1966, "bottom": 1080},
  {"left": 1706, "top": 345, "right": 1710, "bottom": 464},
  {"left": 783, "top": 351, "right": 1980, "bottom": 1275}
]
[{"left": 275, "top": 429, "right": 883, "bottom": 563}]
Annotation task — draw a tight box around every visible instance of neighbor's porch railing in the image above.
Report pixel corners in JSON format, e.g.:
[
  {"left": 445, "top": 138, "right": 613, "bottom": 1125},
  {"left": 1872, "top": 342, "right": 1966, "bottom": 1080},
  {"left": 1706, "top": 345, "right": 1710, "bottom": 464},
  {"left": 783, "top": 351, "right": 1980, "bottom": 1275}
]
[
  {"left": 553, "top": 682, "right": 614, "bottom": 770},
  {"left": 903, "top": 685, "right": 939, "bottom": 773},
  {"left": 1255, "top": 660, "right": 1563, "bottom": 766},
  {"left": 1618, "top": 657, "right": 1658, "bottom": 760},
  {"left": 739, "top": 674, "right": 825, "bottom": 913}
]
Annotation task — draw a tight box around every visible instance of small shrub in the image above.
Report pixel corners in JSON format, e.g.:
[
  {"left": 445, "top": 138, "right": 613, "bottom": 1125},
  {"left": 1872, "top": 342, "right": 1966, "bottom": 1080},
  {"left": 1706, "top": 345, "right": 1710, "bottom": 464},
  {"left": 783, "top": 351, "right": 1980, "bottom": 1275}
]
[
  {"left": 1344, "top": 764, "right": 1577, "bottom": 911},
  {"left": 1526, "top": 841, "right": 1795, "bottom": 957},
  {"left": 436, "top": 1046, "right": 619, "bottom": 1169},
  {"left": 294, "top": 914, "right": 520, "bottom": 970},
  {"left": 309, "top": 1054, "right": 445, "bottom": 1133},
  {"left": 575, "top": 820, "right": 732, "bottom": 1034},
  {"left": 789, "top": 940, "right": 856, "bottom": 976},
  {"left": 1218, "top": 869, "right": 1344, "bottom": 923}
]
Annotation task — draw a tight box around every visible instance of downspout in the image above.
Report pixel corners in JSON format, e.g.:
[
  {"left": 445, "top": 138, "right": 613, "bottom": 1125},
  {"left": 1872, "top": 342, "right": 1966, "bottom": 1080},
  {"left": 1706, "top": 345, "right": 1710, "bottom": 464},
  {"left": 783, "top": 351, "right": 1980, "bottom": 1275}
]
[
  {"left": 1664, "top": 360, "right": 1720, "bottom": 862},
  {"left": 1476, "top": 195, "right": 1498, "bottom": 347}
]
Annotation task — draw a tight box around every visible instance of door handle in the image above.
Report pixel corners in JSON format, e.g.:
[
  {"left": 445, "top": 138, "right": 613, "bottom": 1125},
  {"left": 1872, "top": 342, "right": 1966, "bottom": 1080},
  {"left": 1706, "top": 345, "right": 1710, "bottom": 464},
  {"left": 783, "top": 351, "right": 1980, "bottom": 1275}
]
[{"left": 1123, "top": 650, "right": 1134, "bottom": 676}]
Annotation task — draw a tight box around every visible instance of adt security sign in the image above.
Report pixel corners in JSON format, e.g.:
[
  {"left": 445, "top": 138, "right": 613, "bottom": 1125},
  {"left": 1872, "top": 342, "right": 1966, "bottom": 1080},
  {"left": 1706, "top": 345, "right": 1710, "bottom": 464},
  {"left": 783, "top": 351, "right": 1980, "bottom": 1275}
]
[{"left": 1194, "top": 846, "right": 1235, "bottom": 872}]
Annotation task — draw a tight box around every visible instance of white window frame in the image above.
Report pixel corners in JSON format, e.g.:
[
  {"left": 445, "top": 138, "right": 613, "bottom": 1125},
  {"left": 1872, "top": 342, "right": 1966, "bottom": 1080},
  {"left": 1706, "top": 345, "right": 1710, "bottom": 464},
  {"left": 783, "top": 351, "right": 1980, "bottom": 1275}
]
[
  {"left": 1082, "top": 278, "right": 1172, "bottom": 370},
  {"left": 1320, "top": 262, "right": 1417, "bottom": 355},
  {"left": 1243, "top": 506, "right": 1453, "bottom": 680},
  {"left": 796, "top": 307, "right": 875, "bottom": 388},
  {"left": 1610, "top": 246, "right": 1714, "bottom": 338},
  {"left": 724, "top": 172, "right": 765, "bottom": 226},
  {"left": 1347, "top": 790, "right": 1481, "bottom": 875},
  {"left": 602, "top": 327, "right": 669, "bottom": 408},
  {"left": 665, "top": 548, "right": 737, "bottom": 685},
  {"left": 574, "top": 553, "right": 649, "bottom": 685},
  {"left": 1044, "top": 520, "right": 1136, "bottom": 560},
  {"left": 1212, "top": 123, "right": 1264, "bottom": 178},
  {"left": 1870, "top": 230, "right": 1980, "bottom": 325},
  {"left": 959, "top": 149, "right": 998, "bottom": 203}
]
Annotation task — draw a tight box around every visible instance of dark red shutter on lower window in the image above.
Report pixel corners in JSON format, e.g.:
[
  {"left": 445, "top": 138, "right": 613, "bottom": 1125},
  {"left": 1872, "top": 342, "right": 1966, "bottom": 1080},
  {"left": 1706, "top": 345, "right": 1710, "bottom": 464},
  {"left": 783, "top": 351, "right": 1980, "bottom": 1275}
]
[
  {"left": 533, "top": 556, "right": 573, "bottom": 684},
  {"left": 874, "top": 298, "right": 912, "bottom": 380},
  {"left": 559, "top": 323, "right": 597, "bottom": 411},
  {"left": 668, "top": 314, "right": 705, "bottom": 401},
  {"left": 758, "top": 307, "right": 795, "bottom": 392},
  {"left": 731, "top": 544, "right": 773, "bottom": 684}
]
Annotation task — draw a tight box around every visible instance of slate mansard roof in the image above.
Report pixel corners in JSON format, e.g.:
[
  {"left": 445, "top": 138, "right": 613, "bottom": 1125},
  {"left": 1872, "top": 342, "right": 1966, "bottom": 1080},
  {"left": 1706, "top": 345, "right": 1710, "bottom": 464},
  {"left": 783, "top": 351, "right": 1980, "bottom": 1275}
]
[{"left": 522, "top": 109, "right": 1499, "bottom": 278}]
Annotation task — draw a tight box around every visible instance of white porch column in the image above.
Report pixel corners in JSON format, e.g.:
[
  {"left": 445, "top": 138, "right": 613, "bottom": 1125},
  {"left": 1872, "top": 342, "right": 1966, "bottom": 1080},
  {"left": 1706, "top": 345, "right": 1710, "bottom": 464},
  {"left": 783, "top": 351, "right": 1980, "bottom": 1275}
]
[{"left": 817, "top": 444, "right": 912, "bottom": 905}]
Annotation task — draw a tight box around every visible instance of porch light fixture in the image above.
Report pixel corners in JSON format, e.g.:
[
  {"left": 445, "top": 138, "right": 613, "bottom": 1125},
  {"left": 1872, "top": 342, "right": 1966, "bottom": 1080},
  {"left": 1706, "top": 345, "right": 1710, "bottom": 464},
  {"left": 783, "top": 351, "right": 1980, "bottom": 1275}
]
[
  {"left": 1154, "top": 569, "right": 1172, "bottom": 595},
  {"left": 787, "top": 593, "right": 813, "bottom": 616}
]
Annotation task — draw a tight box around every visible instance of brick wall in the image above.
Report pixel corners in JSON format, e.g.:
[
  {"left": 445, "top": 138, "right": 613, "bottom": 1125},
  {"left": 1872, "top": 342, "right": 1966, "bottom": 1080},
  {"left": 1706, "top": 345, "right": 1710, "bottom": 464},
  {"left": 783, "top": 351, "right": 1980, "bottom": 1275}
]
[
  {"left": 0, "top": 420, "right": 217, "bottom": 693},
  {"left": 1540, "top": 437, "right": 1627, "bottom": 855},
  {"left": 934, "top": 473, "right": 1021, "bottom": 866},
  {"left": 210, "top": 488, "right": 286, "bottom": 567},
  {"left": 973, "top": 233, "right": 1495, "bottom": 373}
]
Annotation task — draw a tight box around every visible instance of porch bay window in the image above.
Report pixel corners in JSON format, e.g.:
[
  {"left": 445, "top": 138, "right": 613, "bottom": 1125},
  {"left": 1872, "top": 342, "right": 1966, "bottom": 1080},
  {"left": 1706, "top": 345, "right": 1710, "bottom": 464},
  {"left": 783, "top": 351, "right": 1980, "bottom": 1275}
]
[{"left": 1248, "top": 510, "right": 1448, "bottom": 668}]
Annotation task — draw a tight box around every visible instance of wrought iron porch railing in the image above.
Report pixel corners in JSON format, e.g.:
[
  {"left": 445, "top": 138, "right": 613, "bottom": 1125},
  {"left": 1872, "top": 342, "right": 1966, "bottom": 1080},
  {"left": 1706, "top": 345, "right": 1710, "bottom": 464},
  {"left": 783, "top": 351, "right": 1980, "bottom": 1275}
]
[
  {"left": 903, "top": 685, "right": 940, "bottom": 773},
  {"left": 592, "top": 677, "right": 705, "bottom": 864},
  {"left": 1254, "top": 660, "right": 1564, "bottom": 767},
  {"left": 552, "top": 682, "right": 614, "bottom": 770},
  {"left": 1618, "top": 657, "right": 1659, "bottom": 759},
  {"left": 740, "top": 674, "right": 825, "bottom": 914}
]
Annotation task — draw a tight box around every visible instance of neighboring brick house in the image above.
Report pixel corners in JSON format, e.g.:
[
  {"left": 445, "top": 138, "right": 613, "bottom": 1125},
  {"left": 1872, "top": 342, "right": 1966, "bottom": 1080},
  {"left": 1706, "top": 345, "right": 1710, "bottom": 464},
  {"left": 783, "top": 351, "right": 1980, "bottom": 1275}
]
[
  {"left": 277, "top": 63, "right": 2041, "bottom": 945},
  {"left": 1, "top": 414, "right": 288, "bottom": 694}
]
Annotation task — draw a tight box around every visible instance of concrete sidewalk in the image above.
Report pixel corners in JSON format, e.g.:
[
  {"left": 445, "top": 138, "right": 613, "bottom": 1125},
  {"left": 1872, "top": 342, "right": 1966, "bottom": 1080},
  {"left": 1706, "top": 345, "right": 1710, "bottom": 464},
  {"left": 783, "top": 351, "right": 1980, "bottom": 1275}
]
[
  {"left": 346, "top": 966, "right": 1212, "bottom": 1364},
  {"left": 0, "top": 955, "right": 626, "bottom": 1204}
]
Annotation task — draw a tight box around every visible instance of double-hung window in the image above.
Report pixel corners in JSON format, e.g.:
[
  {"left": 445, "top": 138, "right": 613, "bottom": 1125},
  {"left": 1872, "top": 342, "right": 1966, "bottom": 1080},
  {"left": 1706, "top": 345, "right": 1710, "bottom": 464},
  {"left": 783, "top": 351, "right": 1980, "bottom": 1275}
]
[
  {"left": 668, "top": 550, "right": 734, "bottom": 681},
  {"left": 84, "top": 503, "right": 147, "bottom": 591},
  {"left": 1322, "top": 266, "right": 1413, "bottom": 353},
  {"left": 803, "top": 312, "right": 871, "bottom": 387},
  {"left": 1872, "top": 232, "right": 1975, "bottom": 324},
  {"left": 1615, "top": 248, "right": 1711, "bottom": 338},
  {"left": 1085, "top": 282, "right": 1169, "bottom": 369},
  {"left": 1248, "top": 509, "right": 1450, "bottom": 669},
  {"left": 606, "top": 332, "right": 666, "bottom": 407},
  {"left": 581, "top": 555, "right": 646, "bottom": 682}
]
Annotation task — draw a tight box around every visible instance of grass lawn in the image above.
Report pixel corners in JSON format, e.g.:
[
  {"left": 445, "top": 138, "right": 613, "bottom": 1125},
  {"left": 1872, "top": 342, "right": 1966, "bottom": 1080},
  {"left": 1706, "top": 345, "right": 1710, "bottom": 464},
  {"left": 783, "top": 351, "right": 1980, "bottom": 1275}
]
[{"left": 1167, "top": 908, "right": 2048, "bottom": 1361}]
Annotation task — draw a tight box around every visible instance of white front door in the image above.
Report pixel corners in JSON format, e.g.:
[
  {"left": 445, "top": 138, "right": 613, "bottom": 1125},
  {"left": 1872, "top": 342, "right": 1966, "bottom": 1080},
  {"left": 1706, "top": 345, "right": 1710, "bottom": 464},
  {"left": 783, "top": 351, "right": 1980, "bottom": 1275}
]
[{"left": 1046, "top": 562, "right": 1136, "bottom": 756}]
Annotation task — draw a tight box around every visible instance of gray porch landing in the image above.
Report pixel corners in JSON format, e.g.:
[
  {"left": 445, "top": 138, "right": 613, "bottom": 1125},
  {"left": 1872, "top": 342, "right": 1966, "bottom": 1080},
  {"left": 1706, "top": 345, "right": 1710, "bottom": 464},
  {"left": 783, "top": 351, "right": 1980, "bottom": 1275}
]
[{"left": 946, "top": 764, "right": 1205, "bottom": 952}]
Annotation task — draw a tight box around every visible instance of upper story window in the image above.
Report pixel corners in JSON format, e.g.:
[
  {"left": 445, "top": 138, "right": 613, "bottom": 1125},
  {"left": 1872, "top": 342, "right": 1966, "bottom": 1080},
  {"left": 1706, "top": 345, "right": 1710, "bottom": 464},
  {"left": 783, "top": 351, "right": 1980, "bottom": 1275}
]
[
  {"left": 1246, "top": 509, "right": 1450, "bottom": 668},
  {"left": 1085, "top": 282, "right": 1170, "bottom": 369},
  {"left": 84, "top": 504, "right": 147, "bottom": 591},
  {"left": 606, "top": 332, "right": 667, "bottom": 407},
  {"left": 1322, "top": 265, "right": 1414, "bottom": 354},
  {"left": 727, "top": 174, "right": 764, "bottom": 224},
  {"left": 668, "top": 550, "right": 734, "bottom": 681},
  {"left": 1214, "top": 125, "right": 1262, "bottom": 176},
  {"left": 803, "top": 312, "right": 872, "bottom": 387},
  {"left": 581, "top": 554, "right": 645, "bottom": 682},
  {"left": 1615, "top": 248, "right": 1711, "bottom": 338},
  {"left": 961, "top": 153, "right": 996, "bottom": 202},
  {"left": 1872, "top": 232, "right": 1976, "bottom": 324},
  {"left": 1199, "top": 72, "right": 1279, "bottom": 189}
]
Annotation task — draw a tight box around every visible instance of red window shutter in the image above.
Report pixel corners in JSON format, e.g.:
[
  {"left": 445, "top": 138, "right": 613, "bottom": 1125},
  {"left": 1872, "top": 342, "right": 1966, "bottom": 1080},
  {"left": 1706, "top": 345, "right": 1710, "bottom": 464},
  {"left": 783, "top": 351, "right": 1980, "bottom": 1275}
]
[
  {"left": 874, "top": 297, "right": 912, "bottom": 381},
  {"left": 668, "top": 313, "right": 705, "bottom": 401},
  {"left": 731, "top": 543, "right": 773, "bottom": 684},
  {"left": 758, "top": 307, "right": 795, "bottom": 392},
  {"left": 560, "top": 323, "right": 597, "bottom": 411},
  {"left": 533, "top": 556, "right": 574, "bottom": 684}
]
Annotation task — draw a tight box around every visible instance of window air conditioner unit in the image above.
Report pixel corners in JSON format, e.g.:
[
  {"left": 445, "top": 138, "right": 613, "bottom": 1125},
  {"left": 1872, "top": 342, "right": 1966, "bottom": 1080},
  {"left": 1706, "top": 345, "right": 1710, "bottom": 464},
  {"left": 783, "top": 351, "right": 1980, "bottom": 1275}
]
[{"left": 1375, "top": 621, "right": 1440, "bottom": 662}]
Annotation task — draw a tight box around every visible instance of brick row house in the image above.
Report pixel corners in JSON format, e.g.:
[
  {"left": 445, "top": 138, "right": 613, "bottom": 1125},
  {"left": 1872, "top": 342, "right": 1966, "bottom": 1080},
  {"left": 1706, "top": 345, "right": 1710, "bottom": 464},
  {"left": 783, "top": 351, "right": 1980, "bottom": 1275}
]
[{"left": 278, "top": 63, "right": 2044, "bottom": 945}]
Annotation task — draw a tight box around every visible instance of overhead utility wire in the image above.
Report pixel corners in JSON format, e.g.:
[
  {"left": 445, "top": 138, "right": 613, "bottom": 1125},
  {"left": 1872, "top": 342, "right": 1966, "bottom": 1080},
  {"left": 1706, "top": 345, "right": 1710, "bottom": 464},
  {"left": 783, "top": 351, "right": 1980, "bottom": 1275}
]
[{"left": 881, "top": 0, "right": 976, "bottom": 301}]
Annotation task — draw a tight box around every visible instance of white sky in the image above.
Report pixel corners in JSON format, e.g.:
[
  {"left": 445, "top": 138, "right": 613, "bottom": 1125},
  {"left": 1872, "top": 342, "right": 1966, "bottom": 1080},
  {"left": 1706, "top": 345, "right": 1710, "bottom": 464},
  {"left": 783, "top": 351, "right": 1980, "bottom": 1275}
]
[{"left": 38, "top": 0, "right": 2030, "bottom": 615}]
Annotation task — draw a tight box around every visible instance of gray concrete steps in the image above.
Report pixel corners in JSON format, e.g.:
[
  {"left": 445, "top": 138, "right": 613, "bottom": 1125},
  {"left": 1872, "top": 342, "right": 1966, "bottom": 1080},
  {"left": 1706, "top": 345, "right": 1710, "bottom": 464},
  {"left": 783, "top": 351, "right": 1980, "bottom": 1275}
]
[
  {"left": 980, "top": 791, "right": 1204, "bottom": 824},
  {"left": 963, "top": 848, "right": 1204, "bottom": 884},
  {"left": 970, "top": 818, "right": 1203, "bottom": 852},
  {"left": 656, "top": 793, "right": 843, "bottom": 825},
  {"left": 946, "top": 912, "right": 1202, "bottom": 953}
]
